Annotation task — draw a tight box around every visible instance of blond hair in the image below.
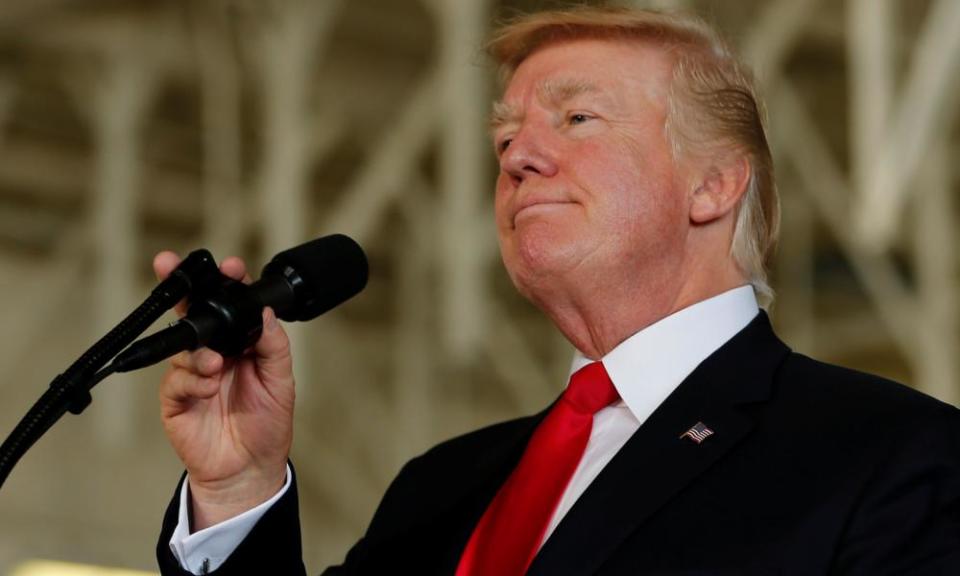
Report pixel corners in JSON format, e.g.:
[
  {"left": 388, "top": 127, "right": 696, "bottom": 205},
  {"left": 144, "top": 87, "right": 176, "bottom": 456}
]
[{"left": 489, "top": 7, "right": 779, "bottom": 306}]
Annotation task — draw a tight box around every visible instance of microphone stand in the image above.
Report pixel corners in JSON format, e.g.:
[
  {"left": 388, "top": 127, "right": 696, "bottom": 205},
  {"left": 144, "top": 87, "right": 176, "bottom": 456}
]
[{"left": 0, "top": 249, "right": 220, "bottom": 491}]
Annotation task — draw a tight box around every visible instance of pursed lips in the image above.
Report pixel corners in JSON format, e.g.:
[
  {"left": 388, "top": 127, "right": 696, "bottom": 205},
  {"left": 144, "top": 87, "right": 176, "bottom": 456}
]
[{"left": 512, "top": 195, "right": 576, "bottom": 227}]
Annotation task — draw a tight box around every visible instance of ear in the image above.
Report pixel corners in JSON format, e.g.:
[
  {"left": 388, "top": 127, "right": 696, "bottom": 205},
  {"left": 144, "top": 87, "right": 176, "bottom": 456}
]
[{"left": 689, "top": 155, "right": 751, "bottom": 224}]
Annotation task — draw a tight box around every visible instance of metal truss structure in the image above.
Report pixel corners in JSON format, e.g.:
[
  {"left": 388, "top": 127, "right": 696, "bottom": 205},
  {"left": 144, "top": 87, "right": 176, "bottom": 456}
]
[{"left": 0, "top": 0, "right": 956, "bottom": 570}]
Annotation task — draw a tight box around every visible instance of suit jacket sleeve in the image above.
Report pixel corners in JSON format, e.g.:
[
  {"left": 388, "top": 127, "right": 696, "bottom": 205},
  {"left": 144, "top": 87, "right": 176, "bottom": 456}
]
[
  {"left": 156, "top": 456, "right": 432, "bottom": 576},
  {"left": 831, "top": 408, "right": 960, "bottom": 574},
  {"left": 156, "top": 469, "right": 308, "bottom": 576}
]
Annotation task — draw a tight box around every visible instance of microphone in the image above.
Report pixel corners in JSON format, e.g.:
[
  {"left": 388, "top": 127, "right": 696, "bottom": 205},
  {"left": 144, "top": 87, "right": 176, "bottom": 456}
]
[{"left": 112, "top": 234, "right": 368, "bottom": 372}]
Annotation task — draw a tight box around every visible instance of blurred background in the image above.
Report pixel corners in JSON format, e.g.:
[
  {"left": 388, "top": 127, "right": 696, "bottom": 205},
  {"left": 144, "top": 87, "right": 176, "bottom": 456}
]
[{"left": 0, "top": 0, "right": 957, "bottom": 573}]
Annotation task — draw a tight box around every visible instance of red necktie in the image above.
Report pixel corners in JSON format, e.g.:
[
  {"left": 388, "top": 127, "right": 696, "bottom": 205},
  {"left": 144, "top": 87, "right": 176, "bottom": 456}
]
[{"left": 455, "top": 361, "right": 619, "bottom": 576}]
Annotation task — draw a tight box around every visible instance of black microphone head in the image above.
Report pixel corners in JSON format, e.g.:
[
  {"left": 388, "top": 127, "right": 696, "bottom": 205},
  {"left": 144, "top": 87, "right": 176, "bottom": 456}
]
[{"left": 261, "top": 234, "right": 368, "bottom": 322}]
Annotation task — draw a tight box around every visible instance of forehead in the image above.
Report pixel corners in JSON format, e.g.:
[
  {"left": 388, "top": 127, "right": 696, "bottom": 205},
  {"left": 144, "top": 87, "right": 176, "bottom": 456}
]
[{"left": 500, "top": 37, "right": 674, "bottom": 105}]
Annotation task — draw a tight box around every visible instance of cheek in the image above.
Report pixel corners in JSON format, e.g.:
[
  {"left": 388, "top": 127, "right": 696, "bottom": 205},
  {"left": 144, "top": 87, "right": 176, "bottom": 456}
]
[
  {"left": 618, "top": 131, "right": 684, "bottom": 209},
  {"left": 572, "top": 138, "right": 659, "bottom": 214},
  {"left": 493, "top": 174, "right": 513, "bottom": 226},
  {"left": 587, "top": 139, "right": 687, "bottom": 251}
]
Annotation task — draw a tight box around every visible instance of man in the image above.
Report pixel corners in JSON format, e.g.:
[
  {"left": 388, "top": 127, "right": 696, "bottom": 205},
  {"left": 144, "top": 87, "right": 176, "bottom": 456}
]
[{"left": 155, "top": 7, "right": 960, "bottom": 575}]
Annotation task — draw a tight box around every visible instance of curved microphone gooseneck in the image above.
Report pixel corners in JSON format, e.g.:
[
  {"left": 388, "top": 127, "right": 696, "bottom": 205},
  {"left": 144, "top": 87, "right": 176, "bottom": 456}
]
[{"left": 0, "top": 249, "right": 221, "bottom": 490}]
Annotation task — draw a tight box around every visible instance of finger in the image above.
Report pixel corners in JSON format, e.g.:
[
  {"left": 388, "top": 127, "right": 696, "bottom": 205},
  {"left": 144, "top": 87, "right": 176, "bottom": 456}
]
[
  {"left": 154, "top": 251, "right": 190, "bottom": 316},
  {"left": 253, "top": 307, "right": 293, "bottom": 383},
  {"left": 220, "top": 257, "right": 253, "bottom": 284},
  {"left": 170, "top": 347, "right": 224, "bottom": 378},
  {"left": 160, "top": 365, "right": 220, "bottom": 404},
  {"left": 154, "top": 251, "right": 181, "bottom": 281}
]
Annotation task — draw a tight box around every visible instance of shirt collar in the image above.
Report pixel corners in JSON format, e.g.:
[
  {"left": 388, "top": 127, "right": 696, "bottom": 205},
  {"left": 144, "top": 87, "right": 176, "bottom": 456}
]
[{"left": 569, "top": 285, "right": 760, "bottom": 425}]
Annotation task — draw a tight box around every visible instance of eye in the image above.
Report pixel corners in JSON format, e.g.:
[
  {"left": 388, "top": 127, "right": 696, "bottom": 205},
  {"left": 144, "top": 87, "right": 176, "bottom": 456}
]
[
  {"left": 568, "top": 113, "right": 592, "bottom": 125},
  {"left": 498, "top": 138, "right": 513, "bottom": 154}
]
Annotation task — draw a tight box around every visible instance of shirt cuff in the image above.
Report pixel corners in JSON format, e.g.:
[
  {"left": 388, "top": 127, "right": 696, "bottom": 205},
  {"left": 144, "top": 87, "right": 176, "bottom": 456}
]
[{"left": 168, "top": 464, "right": 292, "bottom": 574}]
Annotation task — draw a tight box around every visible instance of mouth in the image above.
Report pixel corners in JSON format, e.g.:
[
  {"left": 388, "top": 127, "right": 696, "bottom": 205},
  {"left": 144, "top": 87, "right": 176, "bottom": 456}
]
[{"left": 513, "top": 200, "right": 576, "bottom": 227}]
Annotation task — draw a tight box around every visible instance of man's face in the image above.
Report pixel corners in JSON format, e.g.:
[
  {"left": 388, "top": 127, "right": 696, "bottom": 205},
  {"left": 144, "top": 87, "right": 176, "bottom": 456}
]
[{"left": 493, "top": 38, "right": 691, "bottom": 305}]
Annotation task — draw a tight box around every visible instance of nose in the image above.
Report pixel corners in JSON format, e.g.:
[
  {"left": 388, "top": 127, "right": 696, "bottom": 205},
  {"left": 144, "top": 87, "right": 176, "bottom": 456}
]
[{"left": 499, "top": 124, "right": 559, "bottom": 184}]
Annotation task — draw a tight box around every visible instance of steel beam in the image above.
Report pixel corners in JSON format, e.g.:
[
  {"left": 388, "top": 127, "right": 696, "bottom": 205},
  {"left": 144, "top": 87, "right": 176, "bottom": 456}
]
[
  {"left": 193, "top": 1, "right": 244, "bottom": 258},
  {"left": 438, "top": 0, "right": 490, "bottom": 362},
  {"left": 317, "top": 71, "right": 439, "bottom": 242},
  {"left": 771, "top": 81, "right": 920, "bottom": 361},
  {"left": 254, "top": 0, "right": 342, "bottom": 405},
  {"left": 87, "top": 41, "right": 155, "bottom": 448},
  {"left": 857, "top": 0, "right": 960, "bottom": 248},
  {"left": 914, "top": 138, "right": 959, "bottom": 403}
]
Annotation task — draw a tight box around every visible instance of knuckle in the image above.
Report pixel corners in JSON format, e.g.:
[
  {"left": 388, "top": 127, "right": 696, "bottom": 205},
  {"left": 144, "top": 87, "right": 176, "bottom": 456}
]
[{"left": 169, "top": 351, "right": 193, "bottom": 370}]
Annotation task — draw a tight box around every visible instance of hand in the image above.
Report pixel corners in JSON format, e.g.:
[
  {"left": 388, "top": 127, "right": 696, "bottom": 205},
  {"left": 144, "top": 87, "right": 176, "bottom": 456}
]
[{"left": 154, "top": 252, "right": 295, "bottom": 531}]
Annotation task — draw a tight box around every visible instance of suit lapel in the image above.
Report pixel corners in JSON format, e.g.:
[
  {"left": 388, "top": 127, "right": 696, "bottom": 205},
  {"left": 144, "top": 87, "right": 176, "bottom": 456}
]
[{"left": 528, "top": 312, "right": 790, "bottom": 576}]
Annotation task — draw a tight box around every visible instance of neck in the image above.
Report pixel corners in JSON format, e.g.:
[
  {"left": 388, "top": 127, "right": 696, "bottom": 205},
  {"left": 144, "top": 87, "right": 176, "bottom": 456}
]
[{"left": 536, "top": 262, "right": 748, "bottom": 360}]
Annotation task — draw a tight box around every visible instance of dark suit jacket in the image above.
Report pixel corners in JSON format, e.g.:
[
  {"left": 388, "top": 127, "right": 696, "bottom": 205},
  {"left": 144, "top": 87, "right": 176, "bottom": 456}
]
[{"left": 158, "top": 313, "right": 960, "bottom": 575}]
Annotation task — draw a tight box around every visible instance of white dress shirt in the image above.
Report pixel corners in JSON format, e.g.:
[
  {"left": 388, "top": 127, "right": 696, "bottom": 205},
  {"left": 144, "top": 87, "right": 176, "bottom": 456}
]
[
  {"left": 171, "top": 285, "right": 759, "bottom": 573},
  {"left": 170, "top": 464, "right": 292, "bottom": 574}
]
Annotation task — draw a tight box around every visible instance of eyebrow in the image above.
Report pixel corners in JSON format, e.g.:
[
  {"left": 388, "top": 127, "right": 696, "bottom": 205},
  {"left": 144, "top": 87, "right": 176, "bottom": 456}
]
[
  {"left": 490, "top": 100, "right": 521, "bottom": 131},
  {"left": 489, "top": 78, "right": 603, "bottom": 131},
  {"left": 539, "top": 78, "right": 600, "bottom": 107}
]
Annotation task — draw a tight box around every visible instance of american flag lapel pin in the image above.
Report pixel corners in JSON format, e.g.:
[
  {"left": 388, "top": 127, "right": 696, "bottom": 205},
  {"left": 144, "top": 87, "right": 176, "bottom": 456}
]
[{"left": 679, "top": 421, "right": 714, "bottom": 444}]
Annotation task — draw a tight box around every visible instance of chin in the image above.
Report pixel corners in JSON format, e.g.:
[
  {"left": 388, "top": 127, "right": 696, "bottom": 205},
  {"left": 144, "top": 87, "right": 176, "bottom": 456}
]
[
  {"left": 518, "top": 223, "right": 568, "bottom": 264},
  {"left": 504, "top": 227, "right": 581, "bottom": 296}
]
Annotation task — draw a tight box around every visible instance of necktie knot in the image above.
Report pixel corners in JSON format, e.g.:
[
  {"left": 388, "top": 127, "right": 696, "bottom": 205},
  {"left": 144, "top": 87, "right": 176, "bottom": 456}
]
[{"left": 564, "top": 361, "right": 619, "bottom": 414}]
